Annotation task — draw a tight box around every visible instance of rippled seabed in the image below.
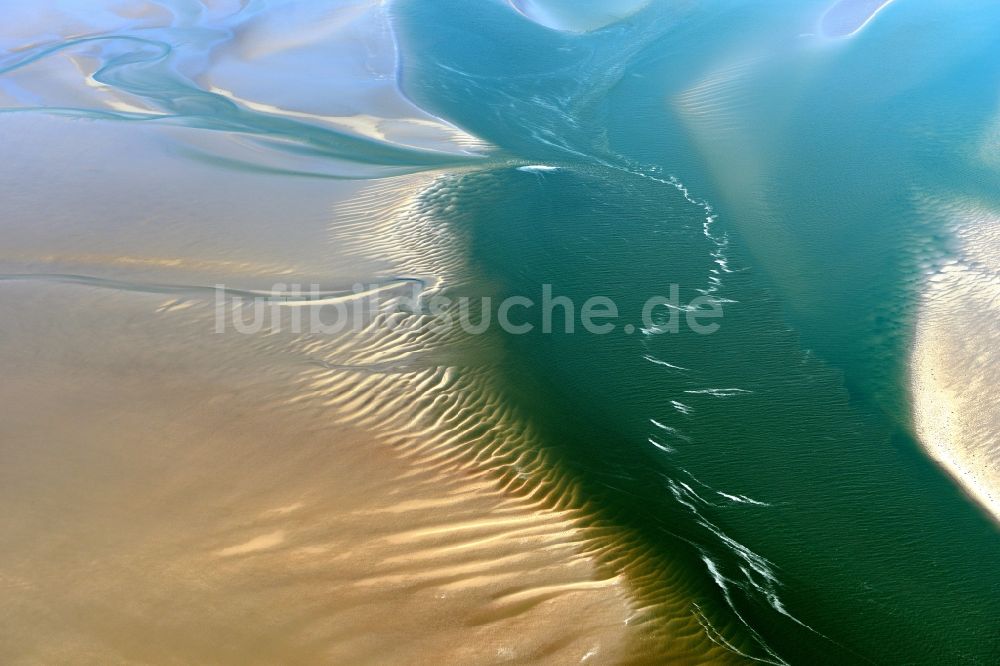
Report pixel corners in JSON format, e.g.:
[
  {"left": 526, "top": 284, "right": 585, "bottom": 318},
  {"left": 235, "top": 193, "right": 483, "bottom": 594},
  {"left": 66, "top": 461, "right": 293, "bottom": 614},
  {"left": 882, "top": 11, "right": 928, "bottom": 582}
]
[{"left": 2, "top": 0, "right": 1000, "bottom": 663}]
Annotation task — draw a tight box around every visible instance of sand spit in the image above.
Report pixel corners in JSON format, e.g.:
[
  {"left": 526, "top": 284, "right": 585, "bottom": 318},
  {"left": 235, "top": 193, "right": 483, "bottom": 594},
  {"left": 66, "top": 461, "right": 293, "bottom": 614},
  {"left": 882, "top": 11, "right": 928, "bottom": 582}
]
[{"left": 910, "top": 197, "right": 1000, "bottom": 523}]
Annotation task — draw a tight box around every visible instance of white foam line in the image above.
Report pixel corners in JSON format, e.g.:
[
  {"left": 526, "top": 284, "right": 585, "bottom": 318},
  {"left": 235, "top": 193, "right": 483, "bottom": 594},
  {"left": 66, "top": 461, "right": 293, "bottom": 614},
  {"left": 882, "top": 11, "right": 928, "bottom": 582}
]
[
  {"left": 642, "top": 354, "right": 690, "bottom": 371},
  {"left": 516, "top": 164, "right": 560, "bottom": 172},
  {"left": 820, "top": 0, "right": 897, "bottom": 39},
  {"left": 647, "top": 437, "right": 675, "bottom": 454},
  {"left": 670, "top": 400, "right": 693, "bottom": 415},
  {"left": 716, "top": 491, "right": 771, "bottom": 507},
  {"left": 684, "top": 388, "right": 753, "bottom": 398}
]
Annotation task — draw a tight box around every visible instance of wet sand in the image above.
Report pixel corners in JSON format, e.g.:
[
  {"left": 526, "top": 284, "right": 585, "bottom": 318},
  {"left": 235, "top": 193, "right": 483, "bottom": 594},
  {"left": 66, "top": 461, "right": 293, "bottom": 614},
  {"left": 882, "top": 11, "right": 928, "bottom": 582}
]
[
  {"left": 0, "top": 104, "right": 645, "bottom": 662},
  {"left": 0, "top": 278, "right": 638, "bottom": 664},
  {"left": 911, "top": 198, "right": 1000, "bottom": 523}
]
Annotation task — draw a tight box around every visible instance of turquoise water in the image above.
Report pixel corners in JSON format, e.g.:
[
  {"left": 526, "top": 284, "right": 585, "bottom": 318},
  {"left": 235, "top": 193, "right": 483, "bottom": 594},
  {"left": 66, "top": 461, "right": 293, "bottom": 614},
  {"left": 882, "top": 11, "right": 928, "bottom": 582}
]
[
  {"left": 393, "top": 0, "right": 1000, "bottom": 661},
  {"left": 3, "top": 0, "right": 1000, "bottom": 662}
]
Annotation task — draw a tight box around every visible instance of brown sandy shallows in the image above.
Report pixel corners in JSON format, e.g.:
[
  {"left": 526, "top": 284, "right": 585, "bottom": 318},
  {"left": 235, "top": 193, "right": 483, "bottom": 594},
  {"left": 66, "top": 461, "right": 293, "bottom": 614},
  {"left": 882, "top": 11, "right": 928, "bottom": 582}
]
[
  {"left": 0, "top": 113, "right": 753, "bottom": 662},
  {"left": 0, "top": 281, "right": 636, "bottom": 664},
  {"left": 0, "top": 113, "right": 634, "bottom": 662}
]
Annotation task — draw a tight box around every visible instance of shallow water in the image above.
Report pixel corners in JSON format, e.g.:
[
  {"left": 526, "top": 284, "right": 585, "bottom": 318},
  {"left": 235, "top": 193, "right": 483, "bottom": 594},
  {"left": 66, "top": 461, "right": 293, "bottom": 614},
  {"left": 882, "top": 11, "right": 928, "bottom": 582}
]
[{"left": 2, "top": 0, "right": 1000, "bottom": 663}]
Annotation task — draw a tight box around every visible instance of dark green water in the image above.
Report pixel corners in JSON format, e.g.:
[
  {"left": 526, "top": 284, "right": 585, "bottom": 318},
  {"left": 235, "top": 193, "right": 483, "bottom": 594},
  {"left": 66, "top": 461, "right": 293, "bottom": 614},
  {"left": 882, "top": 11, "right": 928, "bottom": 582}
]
[{"left": 393, "top": 0, "right": 1000, "bottom": 662}]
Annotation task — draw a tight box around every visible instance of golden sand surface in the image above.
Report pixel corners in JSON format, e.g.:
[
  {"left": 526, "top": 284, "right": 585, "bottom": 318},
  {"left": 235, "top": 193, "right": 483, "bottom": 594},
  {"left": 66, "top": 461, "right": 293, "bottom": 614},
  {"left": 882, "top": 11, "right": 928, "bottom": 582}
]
[
  {"left": 911, "top": 198, "right": 1000, "bottom": 523},
  {"left": 0, "top": 280, "right": 639, "bottom": 664},
  {"left": 0, "top": 112, "right": 649, "bottom": 663}
]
